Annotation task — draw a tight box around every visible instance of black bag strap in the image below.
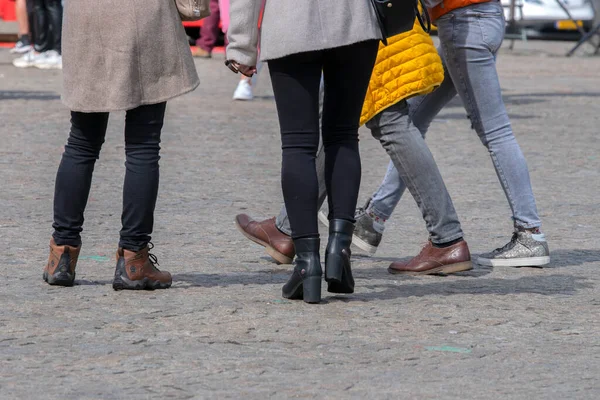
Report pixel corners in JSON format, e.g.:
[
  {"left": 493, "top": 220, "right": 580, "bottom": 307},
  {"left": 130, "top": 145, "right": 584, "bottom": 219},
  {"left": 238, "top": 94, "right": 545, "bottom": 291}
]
[{"left": 415, "top": 0, "right": 432, "bottom": 33}]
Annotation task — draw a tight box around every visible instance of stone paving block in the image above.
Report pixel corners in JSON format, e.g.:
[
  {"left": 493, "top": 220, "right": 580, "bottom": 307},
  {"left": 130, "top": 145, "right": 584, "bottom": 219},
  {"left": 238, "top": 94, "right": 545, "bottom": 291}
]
[{"left": 0, "top": 42, "right": 599, "bottom": 399}]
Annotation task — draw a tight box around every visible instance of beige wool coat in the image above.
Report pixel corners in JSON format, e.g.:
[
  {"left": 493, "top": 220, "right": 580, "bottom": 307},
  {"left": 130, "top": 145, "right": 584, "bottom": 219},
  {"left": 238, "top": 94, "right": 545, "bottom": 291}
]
[{"left": 62, "top": 0, "right": 200, "bottom": 112}]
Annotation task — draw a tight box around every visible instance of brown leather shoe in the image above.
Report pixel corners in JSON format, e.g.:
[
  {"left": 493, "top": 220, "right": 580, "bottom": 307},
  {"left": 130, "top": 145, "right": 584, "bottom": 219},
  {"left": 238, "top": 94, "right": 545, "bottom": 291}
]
[
  {"left": 191, "top": 47, "right": 211, "bottom": 58},
  {"left": 388, "top": 240, "right": 472, "bottom": 275},
  {"left": 43, "top": 238, "right": 80, "bottom": 286},
  {"left": 235, "top": 214, "right": 295, "bottom": 264},
  {"left": 112, "top": 245, "right": 172, "bottom": 290}
]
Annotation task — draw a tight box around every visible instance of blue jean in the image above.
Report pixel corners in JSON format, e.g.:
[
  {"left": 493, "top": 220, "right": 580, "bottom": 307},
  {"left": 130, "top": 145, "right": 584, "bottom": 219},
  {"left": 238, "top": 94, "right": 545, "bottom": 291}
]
[
  {"left": 370, "top": 1, "right": 542, "bottom": 230},
  {"left": 367, "top": 101, "right": 464, "bottom": 244},
  {"left": 369, "top": 160, "right": 403, "bottom": 221}
]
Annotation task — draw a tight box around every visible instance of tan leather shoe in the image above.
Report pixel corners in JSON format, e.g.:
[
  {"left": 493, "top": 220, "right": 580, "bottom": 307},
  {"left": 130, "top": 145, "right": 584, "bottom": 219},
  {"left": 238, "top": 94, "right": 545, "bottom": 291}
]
[
  {"left": 113, "top": 245, "right": 172, "bottom": 290},
  {"left": 235, "top": 214, "right": 295, "bottom": 264},
  {"left": 191, "top": 47, "right": 211, "bottom": 58},
  {"left": 43, "top": 238, "right": 80, "bottom": 286},
  {"left": 388, "top": 240, "right": 472, "bottom": 275}
]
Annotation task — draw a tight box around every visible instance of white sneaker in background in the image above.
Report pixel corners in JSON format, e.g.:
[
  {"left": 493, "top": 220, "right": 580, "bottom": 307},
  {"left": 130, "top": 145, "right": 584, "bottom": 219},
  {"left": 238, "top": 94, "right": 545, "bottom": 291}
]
[
  {"left": 13, "top": 51, "right": 42, "bottom": 68},
  {"left": 233, "top": 78, "right": 254, "bottom": 101},
  {"left": 34, "top": 50, "right": 63, "bottom": 70}
]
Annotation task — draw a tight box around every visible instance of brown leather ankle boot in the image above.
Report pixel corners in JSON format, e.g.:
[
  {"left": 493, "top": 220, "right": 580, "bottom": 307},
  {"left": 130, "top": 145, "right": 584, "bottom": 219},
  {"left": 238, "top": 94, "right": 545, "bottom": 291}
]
[
  {"left": 112, "top": 244, "right": 172, "bottom": 290},
  {"left": 43, "top": 238, "right": 81, "bottom": 287}
]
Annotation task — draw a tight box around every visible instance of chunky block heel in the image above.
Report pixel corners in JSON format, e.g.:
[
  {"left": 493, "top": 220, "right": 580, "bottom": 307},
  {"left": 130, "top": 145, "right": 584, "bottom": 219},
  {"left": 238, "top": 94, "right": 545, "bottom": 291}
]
[
  {"left": 302, "top": 276, "right": 322, "bottom": 304},
  {"left": 281, "top": 237, "right": 322, "bottom": 304},
  {"left": 324, "top": 253, "right": 343, "bottom": 283},
  {"left": 325, "top": 220, "right": 355, "bottom": 294},
  {"left": 326, "top": 249, "right": 353, "bottom": 294}
]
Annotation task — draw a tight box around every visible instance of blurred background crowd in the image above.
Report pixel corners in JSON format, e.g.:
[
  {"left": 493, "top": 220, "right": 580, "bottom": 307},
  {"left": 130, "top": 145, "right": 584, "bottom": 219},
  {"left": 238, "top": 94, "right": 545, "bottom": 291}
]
[{"left": 0, "top": 0, "right": 598, "bottom": 87}]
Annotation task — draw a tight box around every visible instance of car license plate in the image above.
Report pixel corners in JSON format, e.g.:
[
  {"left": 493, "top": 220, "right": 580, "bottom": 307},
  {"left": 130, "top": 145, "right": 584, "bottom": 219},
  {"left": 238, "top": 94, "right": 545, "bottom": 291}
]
[{"left": 555, "top": 20, "right": 583, "bottom": 30}]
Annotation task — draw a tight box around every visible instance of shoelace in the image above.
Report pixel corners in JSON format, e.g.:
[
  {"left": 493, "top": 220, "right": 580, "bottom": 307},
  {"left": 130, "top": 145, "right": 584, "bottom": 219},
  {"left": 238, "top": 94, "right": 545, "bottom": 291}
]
[
  {"left": 355, "top": 207, "right": 367, "bottom": 218},
  {"left": 147, "top": 242, "right": 161, "bottom": 269},
  {"left": 492, "top": 232, "right": 519, "bottom": 254},
  {"left": 354, "top": 198, "right": 372, "bottom": 218},
  {"left": 410, "top": 242, "right": 431, "bottom": 262}
]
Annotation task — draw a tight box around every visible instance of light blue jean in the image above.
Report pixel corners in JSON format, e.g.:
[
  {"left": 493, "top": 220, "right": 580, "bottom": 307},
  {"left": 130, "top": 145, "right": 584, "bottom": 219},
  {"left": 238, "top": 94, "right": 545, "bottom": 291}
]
[
  {"left": 370, "top": 1, "right": 542, "bottom": 230},
  {"left": 367, "top": 100, "right": 464, "bottom": 244}
]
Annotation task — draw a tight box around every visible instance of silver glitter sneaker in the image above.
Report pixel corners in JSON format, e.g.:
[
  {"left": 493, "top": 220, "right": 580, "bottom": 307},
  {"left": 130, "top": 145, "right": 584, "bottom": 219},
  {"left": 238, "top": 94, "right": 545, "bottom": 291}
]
[
  {"left": 477, "top": 230, "right": 550, "bottom": 267},
  {"left": 318, "top": 199, "right": 383, "bottom": 255}
]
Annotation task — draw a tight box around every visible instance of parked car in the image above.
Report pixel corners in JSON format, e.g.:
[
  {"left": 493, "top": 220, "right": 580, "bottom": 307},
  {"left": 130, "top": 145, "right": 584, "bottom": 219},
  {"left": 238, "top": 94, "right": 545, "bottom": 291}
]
[{"left": 501, "top": 0, "right": 595, "bottom": 36}]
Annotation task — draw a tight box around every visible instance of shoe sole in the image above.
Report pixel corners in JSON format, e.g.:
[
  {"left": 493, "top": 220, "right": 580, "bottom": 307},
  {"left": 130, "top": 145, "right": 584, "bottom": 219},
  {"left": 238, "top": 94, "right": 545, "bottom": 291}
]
[
  {"left": 325, "top": 250, "right": 354, "bottom": 294},
  {"left": 233, "top": 92, "right": 253, "bottom": 101},
  {"left": 235, "top": 220, "right": 293, "bottom": 265},
  {"left": 351, "top": 234, "right": 378, "bottom": 256},
  {"left": 318, "top": 211, "right": 378, "bottom": 256},
  {"left": 388, "top": 261, "right": 473, "bottom": 276},
  {"left": 43, "top": 270, "right": 75, "bottom": 287},
  {"left": 476, "top": 256, "right": 550, "bottom": 268},
  {"left": 35, "top": 64, "right": 62, "bottom": 70},
  {"left": 13, "top": 62, "right": 35, "bottom": 68},
  {"left": 112, "top": 275, "right": 171, "bottom": 291}
]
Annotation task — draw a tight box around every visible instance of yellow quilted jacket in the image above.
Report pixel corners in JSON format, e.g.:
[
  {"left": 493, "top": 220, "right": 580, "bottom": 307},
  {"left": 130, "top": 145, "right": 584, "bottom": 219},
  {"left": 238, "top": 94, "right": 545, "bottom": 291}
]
[{"left": 360, "top": 21, "right": 444, "bottom": 126}]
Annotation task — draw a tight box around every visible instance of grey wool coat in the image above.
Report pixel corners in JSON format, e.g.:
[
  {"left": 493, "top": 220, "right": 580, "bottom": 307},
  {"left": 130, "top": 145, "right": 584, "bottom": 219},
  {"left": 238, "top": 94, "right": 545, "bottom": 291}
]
[
  {"left": 62, "top": 0, "right": 199, "bottom": 112},
  {"left": 226, "top": 0, "right": 382, "bottom": 66}
]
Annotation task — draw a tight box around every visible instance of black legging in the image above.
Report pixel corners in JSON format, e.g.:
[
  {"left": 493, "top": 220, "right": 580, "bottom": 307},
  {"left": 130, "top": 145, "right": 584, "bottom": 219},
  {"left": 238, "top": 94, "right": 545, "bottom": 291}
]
[
  {"left": 52, "top": 103, "right": 167, "bottom": 251},
  {"left": 30, "top": 0, "right": 62, "bottom": 53},
  {"left": 268, "top": 40, "right": 379, "bottom": 239}
]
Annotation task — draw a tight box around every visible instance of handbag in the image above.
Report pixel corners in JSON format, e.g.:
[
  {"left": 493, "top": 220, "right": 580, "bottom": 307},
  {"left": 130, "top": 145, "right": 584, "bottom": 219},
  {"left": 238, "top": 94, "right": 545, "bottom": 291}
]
[
  {"left": 370, "top": 0, "right": 432, "bottom": 45},
  {"left": 175, "top": 0, "right": 211, "bottom": 22}
]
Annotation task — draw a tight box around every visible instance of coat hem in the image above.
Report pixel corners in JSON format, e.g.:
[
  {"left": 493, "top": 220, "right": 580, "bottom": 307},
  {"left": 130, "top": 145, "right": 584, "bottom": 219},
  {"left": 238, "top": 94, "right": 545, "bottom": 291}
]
[
  {"left": 62, "top": 80, "right": 200, "bottom": 113},
  {"left": 259, "top": 36, "right": 381, "bottom": 62}
]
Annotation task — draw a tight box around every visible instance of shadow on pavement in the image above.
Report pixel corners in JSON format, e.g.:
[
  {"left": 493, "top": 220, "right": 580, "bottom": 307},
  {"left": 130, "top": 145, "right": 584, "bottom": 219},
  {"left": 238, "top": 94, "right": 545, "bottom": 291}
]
[
  {"left": 545, "top": 248, "right": 600, "bottom": 268},
  {"left": 75, "top": 279, "right": 113, "bottom": 286},
  {"left": 438, "top": 91, "right": 600, "bottom": 120},
  {"left": 78, "top": 249, "right": 598, "bottom": 290},
  {"left": 172, "top": 269, "right": 290, "bottom": 288},
  {"left": 353, "top": 254, "right": 405, "bottom": 262},
  {"left": 354, "top": 260, "right": 494, "bottom": 279},
  {"left": 337, "top": 274, "right": 593, "bottom": 302},
  {"left": 172, "top": 270, "right": 592, "bottom": 303},
  {"left": 358, "top": 249, "right": 600, "bottom": 271},
  {"left": 172, "top": 263, "right": 493, "bottom": 289},
  {"left": 0, "top": 90, "right": 61, "bottom": 101}
]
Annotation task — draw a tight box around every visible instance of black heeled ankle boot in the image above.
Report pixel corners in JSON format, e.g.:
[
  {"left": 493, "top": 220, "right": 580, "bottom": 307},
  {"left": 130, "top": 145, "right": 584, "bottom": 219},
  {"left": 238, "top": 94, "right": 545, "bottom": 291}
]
[
  {"left": 282, "top": 237, "right": 322, "bottom": 304},
  {"left": 325, "top": 219, "right": 355, "bottom": 294}
]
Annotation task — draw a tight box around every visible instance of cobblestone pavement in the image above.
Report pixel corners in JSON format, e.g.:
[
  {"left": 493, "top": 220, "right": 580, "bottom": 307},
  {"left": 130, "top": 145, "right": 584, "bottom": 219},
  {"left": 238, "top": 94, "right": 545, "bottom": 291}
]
[{"left": 1, "top": 41, "right": 599, "bottom": 399}]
